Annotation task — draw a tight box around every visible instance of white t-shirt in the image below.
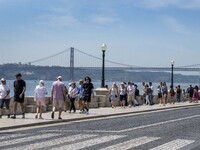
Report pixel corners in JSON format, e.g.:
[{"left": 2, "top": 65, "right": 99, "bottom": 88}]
[
  {"left": 110, "top": 87, "right": 118, "bottom": 96},
  {"left": 127, "top": 85, "right": 135, "bottom": 95},
  {"left": 34, "top": 85, "right": 47, "bottom": 100},
  {"left": 0, "top": 84, "right": 10, "bottom": 99}
]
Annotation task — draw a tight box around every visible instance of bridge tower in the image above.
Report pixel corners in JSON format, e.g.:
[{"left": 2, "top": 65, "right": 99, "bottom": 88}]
[{"left": 70, "top": 47, "right": 74, "bottom": 81}]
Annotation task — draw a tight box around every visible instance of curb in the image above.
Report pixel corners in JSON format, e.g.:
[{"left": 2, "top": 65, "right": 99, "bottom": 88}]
[{"left": 1, "top": 103, "right": 200, "bottom": 131}]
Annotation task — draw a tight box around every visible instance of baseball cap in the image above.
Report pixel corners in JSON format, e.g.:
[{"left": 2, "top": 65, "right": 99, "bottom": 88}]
[
  {"left": 39, "top": 80, "right": 44, "bottom": 84},
  {"left": 1, "top": 78, "right": 6, "bottom": 81},
  {"left": 57, "top": 76, "right": 62, "bottom": 80}
]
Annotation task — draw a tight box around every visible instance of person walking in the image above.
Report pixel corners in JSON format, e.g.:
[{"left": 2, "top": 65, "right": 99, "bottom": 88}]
[
  {"left": 119, "top": 82, "right": 127, "bottom": 108},
  {"left": 34, "top": 80, "right": 47, "bottom": 119},
  {"left": 192, "top": 85, "right": 199, "bottom": 103},
  {"left": 109, "top": 82, "right": 119, "bottom": 108},
  {"left": 127, "top": 82, "right": 135, "bottom": 107},
  {"left": 77, "top": 79, "right": 84, "bottom": 113},
  {"left": 51, "top": 76, "right": 66, "bottom": 119},
  {"left": 149, "top": 82, "right": 154, "bottom": 105},
  {"left": 82, "top": 76, "right": 94, "bottom": 115},
  {"left": 176, "top": 85, "right": 182, "bottom": 102},
  {"left": 141, "top": 82, "right": 146, "bottom": 105},
  {"left": 169, "top": 85, "right": 175, "bottom": 104},
  {"left": 161, "top": 82, "right": 168, "bottom": 106},
  {"left": 187, "top": 85, "right": 194, "bottom": 103},
  {"left": 11, "top": 73, "right": 26, "bottom": 119},
  {"left": 68, "top": 82, "right": 78, "bottom": 113},
  {"left": 0, "top": 78, "right": 11, "bottom": 118},
  {"left": 134, "top": 84, "right": 140, "bottom": 106}
]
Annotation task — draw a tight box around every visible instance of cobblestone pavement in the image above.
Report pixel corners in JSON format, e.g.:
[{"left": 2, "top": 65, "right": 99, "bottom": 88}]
[
  {"left": 0, "top": 105, "right": 200, "bottom": 150},
  {"left": 0, "top": 101, "right": 200, "bottom": 131}
]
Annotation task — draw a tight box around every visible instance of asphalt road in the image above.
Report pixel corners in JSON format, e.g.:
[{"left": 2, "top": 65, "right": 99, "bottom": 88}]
[{"left": 0, "top": 105, "right": 200, "bottom": 150}]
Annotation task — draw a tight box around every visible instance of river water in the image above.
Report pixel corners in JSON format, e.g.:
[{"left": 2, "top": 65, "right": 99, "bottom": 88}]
[{"left": 5, "top": 80, "right": 200, "bottom": 97}]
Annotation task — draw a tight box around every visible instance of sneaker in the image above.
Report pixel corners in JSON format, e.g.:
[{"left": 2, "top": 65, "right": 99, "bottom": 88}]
[
  {"left": 58, "top": 117, "right": 62, "bottom": 119},
  {"left": 35, "top": 115, "right": 38, "bottom": 119},
  {"left": 85, "top": 111, "right": 89, "bottom": 115},
  {"left": 7, "top": 114, "right": 10, "bottom": 118},
  {"left": 0, "top": 115, "right": 2, "bottom": 119},
  {"left": 51, "top": 112, "right": 54, "bottom": 119},
  {"left": 11, "top": 115, "right": 16, "bottom": 119},
  {"left": 22, "top": 113, "right": 25, "bottom": 119}
]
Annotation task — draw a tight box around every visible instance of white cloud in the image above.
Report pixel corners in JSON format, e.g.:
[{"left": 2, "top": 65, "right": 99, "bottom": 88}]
[
  {"left": 91, "top": 15, "right": 120, "bottom": 25},
  {"left": 162, "top": 16, "right": 193, "bottom": 35},
  {"left": 35, "top": 14, "right": 80, "bottom": 28},
  {"left": 136, "top": 0, "right": 200, "bottom": 9}
]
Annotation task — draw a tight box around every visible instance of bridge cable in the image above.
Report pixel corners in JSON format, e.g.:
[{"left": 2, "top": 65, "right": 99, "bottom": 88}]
[{"left": 29, "top": 48, "right": 70, "bottom": 64}]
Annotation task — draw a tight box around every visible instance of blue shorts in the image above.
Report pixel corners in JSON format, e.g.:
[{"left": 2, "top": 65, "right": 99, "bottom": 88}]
[{"left": 0, "top": 99, "right": 10, "bottom": 109}]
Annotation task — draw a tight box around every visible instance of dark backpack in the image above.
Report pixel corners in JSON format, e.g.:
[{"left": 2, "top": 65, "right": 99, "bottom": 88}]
[{"left": 135, "top": 89, "right": 140, "bottom": 96}]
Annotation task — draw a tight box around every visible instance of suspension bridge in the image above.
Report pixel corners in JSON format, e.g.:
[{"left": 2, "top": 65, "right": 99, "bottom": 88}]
[{"left": 26, "top": 47, "right": 200, "bottom": 81}]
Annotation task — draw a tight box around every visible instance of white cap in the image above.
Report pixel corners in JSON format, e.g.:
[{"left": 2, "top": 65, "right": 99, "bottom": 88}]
[
  {"left": 1, "top": 78, "right": 6, "bottom": 81},
  {"left": 39, "top": 80, "right": 44, "bottom": 84},
  {"left": 57, "top": 76, "right": 62, "bottom": 80}
]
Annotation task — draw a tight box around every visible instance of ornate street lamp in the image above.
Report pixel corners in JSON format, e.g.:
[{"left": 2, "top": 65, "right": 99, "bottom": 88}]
[
  {"left": 101, "top": 43, "right": 107, "bottom": 88},
  {"left": 171, "top": 60, "right": 175, "bottom": 89}
]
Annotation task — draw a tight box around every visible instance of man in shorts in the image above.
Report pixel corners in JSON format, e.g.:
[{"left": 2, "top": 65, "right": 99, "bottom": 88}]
[
  {"left": 0, "top": 78, "right": 11, "bottom": 118},
  {"left": 11, "top": 73, "right": 26, "bottom": 119},
  {"left": 51, "top": 76, "right": 66, "bottom": 119}
]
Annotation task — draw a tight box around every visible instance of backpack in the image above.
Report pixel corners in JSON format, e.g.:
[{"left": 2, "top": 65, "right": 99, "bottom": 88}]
[{"left": 135, "top": 89, "right": 140, "bottom": 96}]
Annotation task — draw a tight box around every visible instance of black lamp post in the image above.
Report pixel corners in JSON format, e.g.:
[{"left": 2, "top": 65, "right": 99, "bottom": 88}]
[
  {"left": 101, "top": 43, "right": 107, "bottom": 88},
  {"left": 171, "top": 60, "right": 175, "bottom": 89}
]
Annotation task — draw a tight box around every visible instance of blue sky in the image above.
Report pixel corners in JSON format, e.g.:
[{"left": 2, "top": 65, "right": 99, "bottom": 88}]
[{"left": 0, "top": 0, "right": 200, "bottom": 68}]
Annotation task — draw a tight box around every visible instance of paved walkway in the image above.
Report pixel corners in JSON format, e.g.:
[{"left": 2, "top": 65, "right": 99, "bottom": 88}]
[{"left": 0, "top": 101, "right": 200, "bottom": 131}]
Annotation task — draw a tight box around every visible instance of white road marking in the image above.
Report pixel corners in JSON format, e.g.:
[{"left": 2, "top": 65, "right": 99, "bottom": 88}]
[
  {"left": 150, "top": 139, "right": 195, "bottom": 150},
  {"left": 101, "top": 136, "right": 160, "bottom": 150},
  {"left": 119, "top": 114, "right": 200, "bottom": 133},
  {"left": 0, "top": 134, "right": 25, "bottom": 140},
  {"left": 7, "top": 134, "right": 97, "bottom": 150},
  {"left": 51, "top": 135, "right": 125, "bottom": 150},
  {"left": 0, "top": 133, "right": 59, "bottom": 147}
]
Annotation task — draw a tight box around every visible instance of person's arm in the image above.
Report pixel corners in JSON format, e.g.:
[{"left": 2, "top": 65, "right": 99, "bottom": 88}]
[
  {"left": 62, "top": 86, "right": 66, "bottom": 101},
  {"left": 3, "top": 90, "right": 10, "bottom": 99},
  {"left": 19, "top": 85, "right": 26, "bottom": 98},
  {"left": 91, "top": 89, "right": 94, "bottom": 97}
]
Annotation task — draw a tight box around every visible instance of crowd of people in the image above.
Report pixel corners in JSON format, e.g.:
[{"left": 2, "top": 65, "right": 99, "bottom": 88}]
[
  {"left": 0, "top": 73, "right": 94, "bottom": 119},
  {"left": 107, "top": 81, "right": 200, "bottom": 108},
  {"left": 0, "top": 74, "right": 199, "bottom": 119}
]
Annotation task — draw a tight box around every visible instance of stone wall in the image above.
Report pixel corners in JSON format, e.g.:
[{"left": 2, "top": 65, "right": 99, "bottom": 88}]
[{"left": 2, "top": 94, "right": 190, "bottom": 114}]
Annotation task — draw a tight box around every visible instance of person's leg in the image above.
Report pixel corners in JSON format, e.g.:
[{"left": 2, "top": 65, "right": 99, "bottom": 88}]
[
  {"left": 69, "top": 98, "right": 73, "bottom": 112},
  {"left": 78, "top": 98, "right": 83, "bottom": 112},
  {"left": 0, "top": 99, "right": 3, "bottom": 118},
  {"left": 163, "top": 95, "right": 166, "bottom": 106},
  {"left": 20, "top": 103, "right": 25, "bottom": 118},
  {"left": 5, "top": 99, "right": 10, "bottom": 118},
  {"left": 35, "top": 101, "right": 39, "bottom": 118},
  {"left": 58, "top": 100, "right": 63, "bottom": 119},
  {"left": 51, "top": 99, "right": 57, "bottom": 119},
  {"left": 85, "top": 101, "right": 90, "bottom": 114},
  {"left": 122, "top": 100, "right": 125, "bottom": 107},
  {"left": 39, "top": 105, "right": 44, "bottom": 119},
  {"left": 11, "top": 101, "right": 17, "bottom": 119},
  {"left": 72, "top": 98, "right": 76, "bottom": 112}
]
